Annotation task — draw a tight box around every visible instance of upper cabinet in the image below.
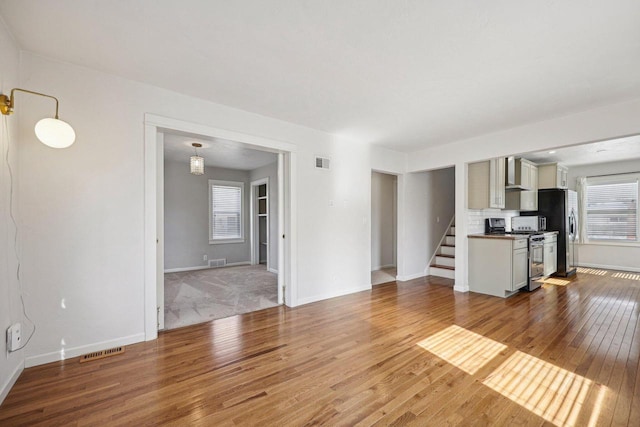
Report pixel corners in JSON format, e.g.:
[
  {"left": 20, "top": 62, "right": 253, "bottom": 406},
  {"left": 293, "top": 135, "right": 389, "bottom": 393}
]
[
  {"left": 468, "top": 158, "right": 505, "bottom": 209},
  {"left": 505, "top": 157, "right": 537, "bottom": 190},
  {"left": 538, "top": 163, "right": 569, "bottom": 189},
  {"left": 505, "top": 158, "right": 538, "bottom": 211}
]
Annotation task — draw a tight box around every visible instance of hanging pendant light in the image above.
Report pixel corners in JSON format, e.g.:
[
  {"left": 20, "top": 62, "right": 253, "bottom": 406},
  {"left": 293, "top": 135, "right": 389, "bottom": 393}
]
[{"left": 190, "top": 143, "right": 204, "bottom": 175}]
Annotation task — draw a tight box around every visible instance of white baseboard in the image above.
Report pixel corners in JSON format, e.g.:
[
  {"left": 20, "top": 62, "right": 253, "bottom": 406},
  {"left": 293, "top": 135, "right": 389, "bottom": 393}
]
[
  {"left": 164, "top": 261, "right": 251, "bottom": 273},
  {"left": 294, "top": 284, "right": 371, "bottom": 307},
  {"left": 578, "top": 262, "right": 640, "bottom": 273},
  {"left": 24, "top": 333, "right": 145, "bottom": 368},
  {"left": 0, "top": 360, "right": 24, "bottom": 406},
  {"left": 453, "top": 284, "right": 470, "bottom": 293},
  {"left": 268, "top": 267, "right": 278, "bottom": 274},
  {"left": 396, "top": 272, "right": 425, "bottom": 282}
]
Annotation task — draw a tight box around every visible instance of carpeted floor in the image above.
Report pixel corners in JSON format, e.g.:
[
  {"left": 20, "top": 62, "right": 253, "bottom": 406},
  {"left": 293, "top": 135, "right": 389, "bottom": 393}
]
[{"left": 164, "top": 265, "right": 278, "bottom": 330}]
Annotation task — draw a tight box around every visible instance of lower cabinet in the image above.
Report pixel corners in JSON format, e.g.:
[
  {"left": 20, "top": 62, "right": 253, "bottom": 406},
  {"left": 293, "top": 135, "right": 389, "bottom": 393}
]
[
  {"left": 543, "top": 235, "right": 558, "bottom": 277},
  {"left": 469, "top": 237, "right": 529, "bottom": 298}
]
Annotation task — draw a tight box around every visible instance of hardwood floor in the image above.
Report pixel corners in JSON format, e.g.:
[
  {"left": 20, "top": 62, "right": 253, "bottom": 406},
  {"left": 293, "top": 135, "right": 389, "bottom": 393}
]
[{"left": 1, "top": 269, "right": 639, "bottom": 426}]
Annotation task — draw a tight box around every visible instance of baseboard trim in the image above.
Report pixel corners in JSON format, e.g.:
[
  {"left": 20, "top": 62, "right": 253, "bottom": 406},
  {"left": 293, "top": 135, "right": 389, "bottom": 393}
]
[
  {"left": 164, "top": 261, "right": 251, "bottom": 273},
  {"left": 294, "top": 284, "right": 371, "bottom": 307},
  {"left": 453, "top": 284, "right": 470, "bottom": 293},
  {"left": 396, "top": 272, "right": 425, "bottom": 282},
  {"left": 0, "top": 360, "right": 24, "bottom": 406},
  {"left": 578, "top": 262, "right": 640, "bottom": 273},
  {"left": 24, "top": 333, "right": 145, "bottom": 368},
  {"left": 268, "top": 267, "right": 278, "bottom": 274}
]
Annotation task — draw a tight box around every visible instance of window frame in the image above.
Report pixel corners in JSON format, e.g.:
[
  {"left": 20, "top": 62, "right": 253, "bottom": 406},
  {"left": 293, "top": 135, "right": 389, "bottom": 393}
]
[
  {"left": 584, "top": 173, "right": 639, "bottom": 245},
  {"left": 208, "top": 179, "right": 245, "bottom": 245}
]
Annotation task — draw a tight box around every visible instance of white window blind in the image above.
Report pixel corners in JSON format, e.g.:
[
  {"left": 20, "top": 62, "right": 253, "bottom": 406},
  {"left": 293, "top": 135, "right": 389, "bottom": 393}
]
[
  {"left": 210, "top": 182, "right": 243, "bottom": 241},
  {"left": 586, "top": 179, "right": 638, "bottom": 242}
]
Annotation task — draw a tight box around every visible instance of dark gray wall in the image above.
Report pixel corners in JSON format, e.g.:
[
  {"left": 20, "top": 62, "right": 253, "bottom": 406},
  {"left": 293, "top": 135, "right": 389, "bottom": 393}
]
[{"left": 164, "top": 160, "right": 251, "bottom": 269}]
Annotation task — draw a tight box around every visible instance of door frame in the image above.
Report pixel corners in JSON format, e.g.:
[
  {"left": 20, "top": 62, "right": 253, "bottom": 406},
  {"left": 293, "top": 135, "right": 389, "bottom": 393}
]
[
  {"left": 250, "top": 177, "right": 269, "bottom": 269},
  {"left": 371, "top": 170, "right": 399, "bottom": 279},
  {"left": 144, "top": 114, "right": 296, "bottom": 340}
]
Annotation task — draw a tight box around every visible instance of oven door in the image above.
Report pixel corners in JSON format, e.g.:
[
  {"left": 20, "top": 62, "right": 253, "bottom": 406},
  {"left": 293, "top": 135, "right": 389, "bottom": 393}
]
[{"left": 530, "top": 242, "right": 544, "bottom": 279}]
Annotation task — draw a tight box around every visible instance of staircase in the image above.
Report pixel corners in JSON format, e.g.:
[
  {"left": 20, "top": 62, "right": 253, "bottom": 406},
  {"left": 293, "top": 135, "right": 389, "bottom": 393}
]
[{"left": 430, "top": 223, "right": 456, "bottom": 279}]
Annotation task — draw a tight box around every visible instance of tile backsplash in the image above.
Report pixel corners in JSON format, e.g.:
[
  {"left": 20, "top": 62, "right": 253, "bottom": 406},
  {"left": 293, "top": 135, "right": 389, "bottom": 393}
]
[{"left": 467, "top": 209, "right": 520, "bottom": 234}]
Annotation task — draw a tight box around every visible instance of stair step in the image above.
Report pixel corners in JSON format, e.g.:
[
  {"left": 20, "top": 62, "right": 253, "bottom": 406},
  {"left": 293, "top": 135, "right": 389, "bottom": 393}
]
[
  {"left": 435, "top": 256, "right": 455, "bottom": 267},
  {"left": 450, "top": 226, "right": 455, "bottom": 235},
  {"left": 440, "top": 246, "right": 455, "bottom": 256},
  {"left": 430, "top": 266, "right": 455, "bottom": 279},
  {"left": 444, "top": 236, "right": 455, "bottom": 245},
  {"left": 431, "top": 264, "right": 455, "bottom": 270}
]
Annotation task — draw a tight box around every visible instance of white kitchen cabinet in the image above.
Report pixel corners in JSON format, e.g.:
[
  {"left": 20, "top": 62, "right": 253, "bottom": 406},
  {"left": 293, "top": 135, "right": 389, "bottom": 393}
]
[
  {"left": 543, "top": 234, "right": 558, "bottom": 277},
  {"left": 538, "top": 163, "right": 569, "bottom": 189},
  {"left": 469, "top": 236, "right": 529, "bottom": 298},
  {"left": 512, "top": 247, "right": 529, "bottom": 290},
  {"left": 468, "top": 158, "right": 505, "bottom": 209},
  {"left": 506, "top": 158, "right": 536, "bottom": 190}
]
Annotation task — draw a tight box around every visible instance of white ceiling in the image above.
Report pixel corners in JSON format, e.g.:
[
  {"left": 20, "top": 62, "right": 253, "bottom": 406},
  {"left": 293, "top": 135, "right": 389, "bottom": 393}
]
[
  {"left": 1, "top": 1, "right": 640, "bottom": 151},
  {"left": 520, "top": 135, "right": 640, "bottom": 166},
  {"left": 163, "top": 132, "right": 277, "bottom": 171}
]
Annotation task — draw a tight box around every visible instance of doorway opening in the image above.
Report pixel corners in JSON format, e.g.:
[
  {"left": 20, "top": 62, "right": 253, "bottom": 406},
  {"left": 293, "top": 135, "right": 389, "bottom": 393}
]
[
  {"left": 161, "top": 133, "right": 283, "bottom": 330},
  {"left": 371, "top": 171, "right": 398, "bottom": 285},
  {"left": 144, "top": 114, "right": 296, "bottom": 338}
]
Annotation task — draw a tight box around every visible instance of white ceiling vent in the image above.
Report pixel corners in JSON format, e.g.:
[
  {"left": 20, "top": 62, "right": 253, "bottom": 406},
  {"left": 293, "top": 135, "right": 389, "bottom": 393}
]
[{"left": 315, "top": 156, "right": 331, "bottom": 170}]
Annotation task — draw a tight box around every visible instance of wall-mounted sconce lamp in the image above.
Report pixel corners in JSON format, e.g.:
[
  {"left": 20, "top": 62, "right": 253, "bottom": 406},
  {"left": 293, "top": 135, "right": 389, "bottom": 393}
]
[{"left": 0, "top": 88, "right": 76, "bottom": 148}]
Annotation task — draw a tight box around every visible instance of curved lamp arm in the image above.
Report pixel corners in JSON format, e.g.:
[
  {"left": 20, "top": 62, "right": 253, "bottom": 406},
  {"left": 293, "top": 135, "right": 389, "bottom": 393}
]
[{"left": 1, "top": 88, "right": 60, "bottom": 118}]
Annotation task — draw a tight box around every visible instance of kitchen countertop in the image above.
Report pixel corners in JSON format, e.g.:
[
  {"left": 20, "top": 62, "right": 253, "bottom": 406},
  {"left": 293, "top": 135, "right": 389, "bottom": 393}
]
[
  {"left": 468, "top": 233, "right": 529, "bottom": 240},
  {"left": 468, "top": 231, "right": 558, "bottom": 240}
]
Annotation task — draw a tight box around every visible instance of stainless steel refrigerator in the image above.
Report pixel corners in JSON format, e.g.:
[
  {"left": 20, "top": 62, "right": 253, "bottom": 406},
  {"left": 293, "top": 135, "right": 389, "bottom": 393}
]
[{"left": 535, "top": 189, "right": 578, "bottom": 277}]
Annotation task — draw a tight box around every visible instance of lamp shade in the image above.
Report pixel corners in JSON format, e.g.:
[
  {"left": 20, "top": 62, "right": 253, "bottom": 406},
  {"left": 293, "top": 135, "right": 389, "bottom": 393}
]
[
  {"left": 34, "top": 117, "right": 76, "bottom": 148},
  {"left": 190, "top": 155, "right": 204, "bottom": 175}
]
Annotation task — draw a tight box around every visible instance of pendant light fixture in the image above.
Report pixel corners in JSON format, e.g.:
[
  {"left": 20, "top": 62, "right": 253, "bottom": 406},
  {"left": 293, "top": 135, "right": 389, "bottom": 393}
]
[
  {"left": 190, "top": 143, "right": 204, "bottom": 175},
  {"left": 1, "top": 88, "right": 76, "bottom": 148}
]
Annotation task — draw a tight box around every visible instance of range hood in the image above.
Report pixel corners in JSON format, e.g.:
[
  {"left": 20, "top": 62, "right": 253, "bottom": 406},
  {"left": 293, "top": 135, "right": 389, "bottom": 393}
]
[{"left": 505, "top": 156, "right": 529, "bottom": 191}]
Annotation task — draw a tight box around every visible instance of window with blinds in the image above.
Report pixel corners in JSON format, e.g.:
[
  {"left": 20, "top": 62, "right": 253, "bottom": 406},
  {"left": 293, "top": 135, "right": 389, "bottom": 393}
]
[
  {"left": 209, "top": 180, "right": 244, "bottom": 242},
  {"left": 586, "top": 178, "right": 638, "bottom": 242}
]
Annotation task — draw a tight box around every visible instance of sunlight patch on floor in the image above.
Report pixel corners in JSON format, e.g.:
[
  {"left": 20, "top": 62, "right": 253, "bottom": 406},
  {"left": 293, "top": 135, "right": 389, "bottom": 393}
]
[
  {"left": 536, "top": 277, "right": 572, "bottom": 286},
  {"left": 612, "top": 272, "right": 640, "bottom": 281},
  {"left": 577, "top": 267, "right": 608, "bottom": 276},
  {"left": 483, "top": 351, "right": 606, "bottom": 427},
  {"left": 416, "top": 325, "right": 507, "bottom": 375}
]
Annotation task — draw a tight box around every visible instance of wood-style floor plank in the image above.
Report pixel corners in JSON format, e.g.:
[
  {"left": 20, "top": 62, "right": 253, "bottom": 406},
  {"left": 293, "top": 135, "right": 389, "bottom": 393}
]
[{"left": 1, "top": 271, "right": 639, "bottom": 426}]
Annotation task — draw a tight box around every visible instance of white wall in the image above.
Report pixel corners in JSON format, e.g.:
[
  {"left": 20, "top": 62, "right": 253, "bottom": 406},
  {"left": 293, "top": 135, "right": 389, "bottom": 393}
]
[
  {"left": 567, "top": 159, "right": 640, "bottom": 272},
  {"left": 164, "top": 160, "right": 252, "bottom": 270},
  {"left": 371, "top": 172, "right": 396, "bottom": 270},
  {"left": 0, "top": 17, "right": 24, "bottom": 404},
  {"left": 249, "top": 161, "right": 278, "bottom": 271},
  {"left": 405, "top": 98, "right": 640, "bottom": 291},
  {"left": 16, "top": 52, "right": 372, "bottom": 366}
]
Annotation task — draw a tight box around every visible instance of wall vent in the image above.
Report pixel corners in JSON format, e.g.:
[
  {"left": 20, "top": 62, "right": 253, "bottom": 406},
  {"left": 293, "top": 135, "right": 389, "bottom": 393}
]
[
  {"left": 79, "top": 346, "right": 125, "bottom": 363},
  {"left": 315, "top": 156, "right": 331, "bottom": 170},
  {"left": 209, "top": 258, "right": 227, "bottom": 268}
]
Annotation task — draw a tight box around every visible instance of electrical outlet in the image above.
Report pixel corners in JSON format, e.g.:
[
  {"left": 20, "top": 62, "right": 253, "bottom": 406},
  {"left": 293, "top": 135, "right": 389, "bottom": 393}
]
[
  {"left": 6, "top": 323, "right": 21, "bottom": 352},
  {"left": 203, "top": 254, "right": 208, "bottom": 261}
]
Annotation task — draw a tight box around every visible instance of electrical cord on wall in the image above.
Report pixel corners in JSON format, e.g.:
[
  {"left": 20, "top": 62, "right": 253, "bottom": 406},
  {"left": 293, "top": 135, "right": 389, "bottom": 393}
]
[{"left": 2, "top": 114, "right": 36, "bottom": 352}]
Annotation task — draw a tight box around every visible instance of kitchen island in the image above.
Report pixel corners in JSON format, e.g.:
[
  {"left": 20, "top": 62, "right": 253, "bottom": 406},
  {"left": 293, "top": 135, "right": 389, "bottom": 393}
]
[{"left": 468, "top": 234, "right": 529, "bottom": 298}]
